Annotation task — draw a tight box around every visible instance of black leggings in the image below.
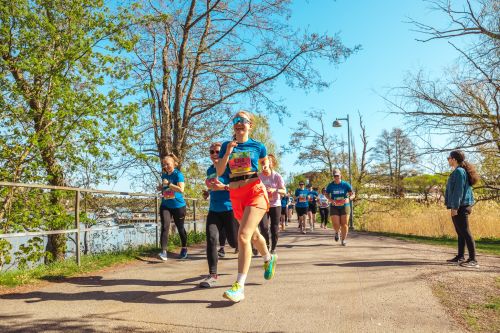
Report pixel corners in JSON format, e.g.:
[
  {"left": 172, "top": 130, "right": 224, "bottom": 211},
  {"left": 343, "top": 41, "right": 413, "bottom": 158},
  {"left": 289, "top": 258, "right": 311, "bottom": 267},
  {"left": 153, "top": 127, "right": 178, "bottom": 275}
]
[
  {"left": 206, "top": 210, "right": 238, "bottom": 274},
  {"left": 259, "top": 206, "right": 281, "bottom": 251},
  {"left": 219, "top": 228, "right": 226, "bottom": 247},
  {"left": 319, "top": 207, "right": 329, "bottom": 225},
  {"left": 451, "top": 206, "right": 476, "bottom": 260},
  {"left": 160, "top": 206, "right": 187, "bottom": 250}
]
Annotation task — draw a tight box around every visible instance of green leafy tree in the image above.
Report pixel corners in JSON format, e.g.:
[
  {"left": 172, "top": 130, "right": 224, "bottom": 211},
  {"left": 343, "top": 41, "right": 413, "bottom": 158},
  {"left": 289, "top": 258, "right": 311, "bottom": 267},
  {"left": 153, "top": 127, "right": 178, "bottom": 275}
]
[
  {"left": 0, "top": 0, "right": 138, "bottom": 262},
  {"left": 403, "top": 174, "right": 448, "bottom": 203}
]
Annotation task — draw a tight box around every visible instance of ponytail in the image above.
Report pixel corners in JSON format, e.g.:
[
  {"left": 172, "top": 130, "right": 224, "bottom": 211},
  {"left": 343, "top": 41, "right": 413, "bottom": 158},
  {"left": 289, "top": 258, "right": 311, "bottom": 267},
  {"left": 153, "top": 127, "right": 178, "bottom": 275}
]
[{"left": 460, "top": 161, "right": 480, "bottom": 185}]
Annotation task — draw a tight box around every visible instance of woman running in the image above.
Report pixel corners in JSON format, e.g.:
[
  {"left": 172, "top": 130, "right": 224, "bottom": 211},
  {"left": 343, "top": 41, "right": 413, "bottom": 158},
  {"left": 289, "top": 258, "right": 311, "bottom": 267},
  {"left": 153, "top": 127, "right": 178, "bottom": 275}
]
[
  {"left": 318, "top": 188, "right": 330, "bottom": 229},
  {"left": 326, "top": 169, "right": 355, "bottom": 246},
  {"left": 280, "top": 192, "right": 289, "bottom": 231},
  {"left": 307, "top": 185, "right": 319, "bottom": 231},
  {"left": 200, "top": 142, "right": 238, "bottom": 287},
  {"left": 287, "top": 192, "right": 294, "bottom": 224},
  {"left": 216, "top": 110, "right": 277, "bottom": 303},
  {"left": 259, "top": 154, "right": 286, "bottom": 255},
  {"left": 157, "top": 154, "right": 188, "bottom": 260},
  {"left": 445, "top": 150, "right": 479, "bottom": 268},
  {"left": 295, "top": 182, "right": 309, "bottom": 234}
]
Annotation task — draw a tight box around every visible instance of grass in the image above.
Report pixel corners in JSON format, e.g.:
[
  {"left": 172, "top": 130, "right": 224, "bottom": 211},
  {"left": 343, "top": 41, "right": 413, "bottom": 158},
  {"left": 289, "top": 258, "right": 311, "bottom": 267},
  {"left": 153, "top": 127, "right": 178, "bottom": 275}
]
[
  {"left": 0, "top": 230, "right": 205, "bottom": 289},
  {"left": 363, "top": 231, "right": 500, "bottom": 256}
]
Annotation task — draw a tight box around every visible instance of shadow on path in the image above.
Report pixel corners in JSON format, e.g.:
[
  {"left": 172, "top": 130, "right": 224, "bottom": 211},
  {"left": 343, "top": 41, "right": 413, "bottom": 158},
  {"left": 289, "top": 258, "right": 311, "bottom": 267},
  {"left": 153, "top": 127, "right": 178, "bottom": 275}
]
[{"left": 315, "top": 260, "right": 443, "bottom": 268}]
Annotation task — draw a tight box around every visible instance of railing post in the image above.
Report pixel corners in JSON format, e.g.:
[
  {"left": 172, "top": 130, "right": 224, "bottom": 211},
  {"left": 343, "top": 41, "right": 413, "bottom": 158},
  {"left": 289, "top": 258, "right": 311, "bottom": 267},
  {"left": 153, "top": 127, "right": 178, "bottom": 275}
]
[
  {"left": 75, "top": 190, "right": 81, "bottom": 266},
  {"left": 193, "top": 199, "right": 197, "bottom": 233},
  {"left": 155, "top": 196, "right": 160, "bottom": 248}
]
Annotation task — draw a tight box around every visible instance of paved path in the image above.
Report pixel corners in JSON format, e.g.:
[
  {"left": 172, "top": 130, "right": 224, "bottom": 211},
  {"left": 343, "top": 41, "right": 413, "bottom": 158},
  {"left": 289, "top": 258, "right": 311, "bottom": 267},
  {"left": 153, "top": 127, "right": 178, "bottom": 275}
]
[{"left": 0, "top": 222, "right": 469, "bottom": 333}]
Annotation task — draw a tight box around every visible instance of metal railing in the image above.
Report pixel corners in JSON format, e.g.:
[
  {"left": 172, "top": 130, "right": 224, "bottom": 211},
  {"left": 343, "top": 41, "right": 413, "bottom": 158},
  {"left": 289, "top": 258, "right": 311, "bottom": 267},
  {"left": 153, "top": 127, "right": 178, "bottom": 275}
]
[{"left": 0, "top": 181, "right": 204, "bottom": 266}]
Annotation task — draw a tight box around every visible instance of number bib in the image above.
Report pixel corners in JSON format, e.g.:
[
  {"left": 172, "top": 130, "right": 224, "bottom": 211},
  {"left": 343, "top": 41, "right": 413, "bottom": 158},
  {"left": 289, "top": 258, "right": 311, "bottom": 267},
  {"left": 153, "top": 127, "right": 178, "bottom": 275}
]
[
  {"left": 206, "top": 173, "right": 218, "bottom": 186},
  {"left": 163, "top": 189, "right": 175, "bottom": 200},
  {"left": 333, "top": 197, "right": 345, "bottom": 206},
  {"left": 298, "top": 195, "right": 307, "bottom": 203},
  {"left": 228, "top": 152, "right": 252, "bottom": 174}
]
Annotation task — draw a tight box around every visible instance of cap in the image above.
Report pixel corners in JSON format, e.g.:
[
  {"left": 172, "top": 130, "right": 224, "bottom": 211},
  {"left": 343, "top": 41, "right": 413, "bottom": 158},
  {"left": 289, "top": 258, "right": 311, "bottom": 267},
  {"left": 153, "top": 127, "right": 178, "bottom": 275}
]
[{"left": 333, "top": 169, "right": 341, "bottom": 176}]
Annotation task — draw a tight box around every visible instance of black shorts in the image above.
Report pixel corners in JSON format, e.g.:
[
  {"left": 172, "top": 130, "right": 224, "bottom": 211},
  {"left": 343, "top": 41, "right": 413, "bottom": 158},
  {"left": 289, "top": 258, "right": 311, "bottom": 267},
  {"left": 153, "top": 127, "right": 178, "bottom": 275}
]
[
  {"left": 288, "top": 205, "right": 294, "bottom": 210},
  {"left": 296, "top": 207, "right": 308, "bottom": 217},
  {"left": 329, "top": 206, "right": 347, "bottom": 216},
  {"left": 281, "top": 207, "right": 287, "bottom": 215},
  {"left": 308, "top": 205, "right": 317, "bottom": 214}
]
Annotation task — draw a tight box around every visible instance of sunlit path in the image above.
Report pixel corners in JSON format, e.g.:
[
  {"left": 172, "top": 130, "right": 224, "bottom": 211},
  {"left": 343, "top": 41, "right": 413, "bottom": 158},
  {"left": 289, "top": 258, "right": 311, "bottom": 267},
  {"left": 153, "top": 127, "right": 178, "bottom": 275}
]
[{"left": 1, "top": 220, "right": 486, "bottom": 332}]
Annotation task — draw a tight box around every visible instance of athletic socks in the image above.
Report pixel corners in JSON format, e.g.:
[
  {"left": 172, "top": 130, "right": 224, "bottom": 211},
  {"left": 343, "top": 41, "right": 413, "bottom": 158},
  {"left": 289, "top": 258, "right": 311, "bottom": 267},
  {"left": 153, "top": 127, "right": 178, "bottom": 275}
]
[
  {"left": 237, "top": 273, "right": 247, "bottom": 287},
  {"left": 262, "top": 253, "right": 271, "bottom": 263}
]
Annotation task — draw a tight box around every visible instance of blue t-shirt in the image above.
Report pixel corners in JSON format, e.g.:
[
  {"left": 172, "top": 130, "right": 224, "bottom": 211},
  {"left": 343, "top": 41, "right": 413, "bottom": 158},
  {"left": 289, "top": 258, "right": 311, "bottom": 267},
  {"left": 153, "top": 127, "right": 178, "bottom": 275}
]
[
  {"left": 161, "top": 169, "right": 186, "bottom": 209},
  {"left": 206, "top": 165, "right": 232, "bottom": 212},
  {"left": 295, "top": 189, "right": 310, "bottom": 208},
  {"left": 308, "top": 190, "right": 319, "bottom": 206},
  {"left": 325, "top": 181, "right": 353, "bottom": 207},
  {"left": 219, "top": 138, "right": 267, "bottom": 175},
  {"left": 281, "top": 196, "right": 289, "bottom": 208}
]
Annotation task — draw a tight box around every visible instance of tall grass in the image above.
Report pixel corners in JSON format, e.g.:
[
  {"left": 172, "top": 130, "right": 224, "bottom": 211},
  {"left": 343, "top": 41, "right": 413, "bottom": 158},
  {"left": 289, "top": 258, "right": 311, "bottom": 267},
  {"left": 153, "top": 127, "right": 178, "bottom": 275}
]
[{"left": 357, "top": 200, "right": 500, "bottom": 239}]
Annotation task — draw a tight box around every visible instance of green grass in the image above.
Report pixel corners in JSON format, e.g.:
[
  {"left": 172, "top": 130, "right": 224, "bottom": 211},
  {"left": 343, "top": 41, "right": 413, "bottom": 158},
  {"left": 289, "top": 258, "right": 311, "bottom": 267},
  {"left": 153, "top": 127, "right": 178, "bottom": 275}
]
[
  {"left": 364, "top": 231, "right": 500, "bottom": 256},
  {"left": 0, "top": 231, "right": 206, "bottom": 289}
]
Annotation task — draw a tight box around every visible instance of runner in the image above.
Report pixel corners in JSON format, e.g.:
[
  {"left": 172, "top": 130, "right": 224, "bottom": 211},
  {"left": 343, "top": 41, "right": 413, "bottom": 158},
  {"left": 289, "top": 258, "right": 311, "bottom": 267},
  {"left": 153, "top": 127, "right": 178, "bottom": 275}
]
[
  {"left": 259, "top": 153, "right": 286, "bottom": 255},
  {"left": 306, "top": 184, "right": 319, "bottom": 231},
  {"left": 200, "top": 142, "right": 238, "bottom": 288},
  {"left": 287, "top": 192, "right": 294, "bottom": 224},
  {"left": 216, "top": 110, "right": 277, "bottom": 303},
  {"left": 326, "top": 169, "right": 355, "bottom": 246},
  {"left": 157, "top": 154, "right": 188, "bottom": 260},
  {"left": 295, "top": 181, "right": 309, "bottom": 234},
  {"left": 318, "top": 187, "right": 330, "bottom": 229},
  {"left": 280, "top": 192, "right": 289, "bottom": 231}
]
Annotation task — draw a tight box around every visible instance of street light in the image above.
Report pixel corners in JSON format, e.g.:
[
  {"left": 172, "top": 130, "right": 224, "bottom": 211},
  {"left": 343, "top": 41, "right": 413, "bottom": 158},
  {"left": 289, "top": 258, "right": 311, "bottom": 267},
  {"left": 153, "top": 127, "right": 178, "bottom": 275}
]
[{"left": 332, "top": 114, "right": 354, "bottom": 230}]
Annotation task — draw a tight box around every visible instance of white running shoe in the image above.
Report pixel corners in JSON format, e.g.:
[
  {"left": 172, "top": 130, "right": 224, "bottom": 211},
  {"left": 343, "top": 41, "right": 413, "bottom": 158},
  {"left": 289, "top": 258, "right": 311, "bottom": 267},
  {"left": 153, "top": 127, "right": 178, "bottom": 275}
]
[{"left": 158, "top": 252, "right": 168, "bottom": 261}]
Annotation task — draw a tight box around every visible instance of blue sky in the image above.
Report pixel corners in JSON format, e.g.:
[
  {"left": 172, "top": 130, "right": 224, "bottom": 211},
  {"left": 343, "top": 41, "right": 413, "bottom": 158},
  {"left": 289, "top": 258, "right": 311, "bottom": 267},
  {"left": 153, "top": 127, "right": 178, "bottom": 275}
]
[
  {"left": 113, "top": 0, "right": 463, "bottom": 191},
  {"left": 265, "top": 0, "right": 463, "bottom": 181}
]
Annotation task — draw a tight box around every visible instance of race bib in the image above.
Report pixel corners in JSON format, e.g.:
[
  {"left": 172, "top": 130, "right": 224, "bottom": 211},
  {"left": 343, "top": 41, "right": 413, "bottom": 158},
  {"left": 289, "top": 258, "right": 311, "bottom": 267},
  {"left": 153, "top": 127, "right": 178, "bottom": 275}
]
[
  {"left": 206, "top": 173, "right": 218, "bottom": 186},
  {"left": 298, "top": 195, "right": 307, "bottom": 203},
  {"left": 163, "top": 189, "right": 175, "bottom": 200},
  {"left": 333, "top": 197, "right": 345, "bottom": 206},
  {"left": 228, "top": 152, "right": 252, "bottom": 174}
]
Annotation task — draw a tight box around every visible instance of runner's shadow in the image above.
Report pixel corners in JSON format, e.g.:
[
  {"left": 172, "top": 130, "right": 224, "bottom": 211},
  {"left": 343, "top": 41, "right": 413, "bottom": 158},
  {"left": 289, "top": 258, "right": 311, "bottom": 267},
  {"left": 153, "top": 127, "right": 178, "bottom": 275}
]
[
  {"left": 315, "top": 260, "right": 442, "bottom": 267},
  {"left": 40, "top": 275, "right": 206, "bottom": 287}
]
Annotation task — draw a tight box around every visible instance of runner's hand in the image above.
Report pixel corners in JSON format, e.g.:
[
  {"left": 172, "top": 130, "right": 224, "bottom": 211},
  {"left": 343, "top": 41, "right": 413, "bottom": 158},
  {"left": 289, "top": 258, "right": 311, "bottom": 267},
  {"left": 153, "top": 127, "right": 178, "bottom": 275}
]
[
  {"left": 451, "top": 209, "right": 458, "bottom": 217},
  {"left": 226, "top": 141, "right": 238, "bottom": 155}
]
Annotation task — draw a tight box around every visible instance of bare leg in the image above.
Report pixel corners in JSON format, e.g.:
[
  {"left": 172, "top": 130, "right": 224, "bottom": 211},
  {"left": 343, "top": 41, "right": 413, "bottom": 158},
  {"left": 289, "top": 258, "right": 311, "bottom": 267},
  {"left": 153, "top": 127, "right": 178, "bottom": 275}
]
[
  {"left": 237, "top": 206, "right": 268, "bottom": 275},
  {"left": 331, "top": 215, "right": 340, "bottom": 234},
  {"left": 340, "top": 214, "right": 348, "bottom": 240}
]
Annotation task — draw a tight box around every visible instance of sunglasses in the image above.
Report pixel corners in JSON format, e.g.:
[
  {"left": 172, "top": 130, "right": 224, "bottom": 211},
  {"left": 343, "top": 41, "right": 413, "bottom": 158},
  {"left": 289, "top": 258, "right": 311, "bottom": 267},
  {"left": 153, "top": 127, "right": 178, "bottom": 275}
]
[
  {"left": 232, "top": 117, "right": 251, "bottom": 125},
  {"left": 334, "top": 175, "right": 340, "bottom": 177},
  {"left": 210, "top": 150, "right": 220, "bottom": 155},
  {"left": 299, "top": 183, "right": 305, "bottom": 186}
]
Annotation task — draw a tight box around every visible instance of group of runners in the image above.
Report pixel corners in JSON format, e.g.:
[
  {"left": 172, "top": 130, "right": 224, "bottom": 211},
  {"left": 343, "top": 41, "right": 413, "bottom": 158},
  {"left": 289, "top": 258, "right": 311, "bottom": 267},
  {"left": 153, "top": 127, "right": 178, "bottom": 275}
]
[{"left": 157, "top": 110, "right": 354, "bottom": 303}]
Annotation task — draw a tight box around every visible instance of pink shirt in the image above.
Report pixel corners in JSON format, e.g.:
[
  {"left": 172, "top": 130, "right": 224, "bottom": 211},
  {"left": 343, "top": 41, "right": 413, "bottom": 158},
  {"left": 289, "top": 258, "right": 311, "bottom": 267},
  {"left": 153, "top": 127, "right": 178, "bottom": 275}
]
[{"left": 258, "top": 171, "right": 285, "bottom": 207}]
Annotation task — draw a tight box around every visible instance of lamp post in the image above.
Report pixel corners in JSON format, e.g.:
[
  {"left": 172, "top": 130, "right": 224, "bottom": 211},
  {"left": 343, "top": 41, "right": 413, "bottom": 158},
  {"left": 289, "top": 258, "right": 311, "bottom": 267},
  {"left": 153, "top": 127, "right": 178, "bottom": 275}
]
[{"left": 332, "top": 114, "right": 354, "bottom": 230}]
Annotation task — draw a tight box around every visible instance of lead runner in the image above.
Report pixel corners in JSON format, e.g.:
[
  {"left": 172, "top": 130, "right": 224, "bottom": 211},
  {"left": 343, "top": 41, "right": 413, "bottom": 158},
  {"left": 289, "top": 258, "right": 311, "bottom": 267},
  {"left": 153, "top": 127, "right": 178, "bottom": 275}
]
[{"left": 216, "top": 110, "right": 277, "bottom": 303}]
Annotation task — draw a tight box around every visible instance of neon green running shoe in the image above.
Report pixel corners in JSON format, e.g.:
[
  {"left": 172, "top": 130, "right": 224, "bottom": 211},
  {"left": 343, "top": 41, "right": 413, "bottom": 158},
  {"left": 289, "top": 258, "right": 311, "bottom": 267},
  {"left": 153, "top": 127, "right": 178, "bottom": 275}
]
[
  {"left": 263, "top": 254, "right": 277, "bottom": 280},
  {"left": 223, "top": 282, "right": 245, "bottom": 302}
]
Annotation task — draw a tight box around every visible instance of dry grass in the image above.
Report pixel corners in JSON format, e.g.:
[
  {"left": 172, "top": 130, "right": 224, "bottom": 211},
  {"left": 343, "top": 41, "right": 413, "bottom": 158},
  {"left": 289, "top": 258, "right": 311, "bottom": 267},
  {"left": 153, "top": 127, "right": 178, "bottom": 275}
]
[{"left": 358, "top": 200, "right": 500, "bottom": 239}]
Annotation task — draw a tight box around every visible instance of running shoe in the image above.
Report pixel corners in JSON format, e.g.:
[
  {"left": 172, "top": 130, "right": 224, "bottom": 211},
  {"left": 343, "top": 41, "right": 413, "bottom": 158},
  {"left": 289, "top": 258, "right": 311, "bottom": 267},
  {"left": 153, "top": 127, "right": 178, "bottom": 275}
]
[
  {"left": 446, "top": 256, "right": 465, "bottom": 263},
  {"left": 263, "top": 254, "right": 277, "bottom": 280},
  {"left": 199, "top": 275, "right": 218, "bottom": 288},
  {"left": 334, "top": 232, "right": 339, "bottom": 242},
  {"left": 218, "top": 247, "right": 226, "bottom": 258},
  {"left": 178, "top": 248, "right": 188, "bottom": 259},
  {"left": 223, "top": 282, "right": 245, "bottom": 302},
  {"left": 459, "top": 259, "right": 479, "bottom": 268},
  {"left": 158, "top": 252, "right": 168, "bottom": 261},
  {"left": 341, "top": 240, "right": 347, "bottom": 246}
]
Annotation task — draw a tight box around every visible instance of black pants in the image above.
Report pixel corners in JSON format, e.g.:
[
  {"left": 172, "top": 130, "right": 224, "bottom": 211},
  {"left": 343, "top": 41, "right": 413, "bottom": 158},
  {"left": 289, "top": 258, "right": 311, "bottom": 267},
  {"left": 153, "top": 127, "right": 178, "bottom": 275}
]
[
  {"left": 206, "top": 210, "right": 238, "bottom": 274},
  {"left": 451, "top": 206, "right": 476, "bottom": 260},
  {"left": 219, "top": 228, "right": 226, "bottom": 247},
  {"left": 319, "top": 207, "right": 329, "bottom": 225},
  {"left": 160, "top": 206, "right": 187, "bottom": 250},
  {"left": 259, "top": 206, "right": 281, "bottom": 251}
]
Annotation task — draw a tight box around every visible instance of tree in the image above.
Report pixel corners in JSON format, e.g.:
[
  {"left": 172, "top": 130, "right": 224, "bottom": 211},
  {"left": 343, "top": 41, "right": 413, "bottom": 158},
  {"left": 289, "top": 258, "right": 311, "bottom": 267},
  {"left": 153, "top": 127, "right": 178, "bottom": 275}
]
[
  {"left": 403, "top": 174, "right": 448, "bottom": 203},
  {"left": 0, "top": 0, "right": 138, "bottom": 261},
  {"left": 287, "top": 110, "right": 345, "bottom": 176},
  {"left": 391, "top": 0, "right": 499, "bottom": 198},
  {"left": 128, "top": 0, "right": 359, "bottom": 169},
  {"left": 372, "top": 128, "right": 418, "bottom": 196}
]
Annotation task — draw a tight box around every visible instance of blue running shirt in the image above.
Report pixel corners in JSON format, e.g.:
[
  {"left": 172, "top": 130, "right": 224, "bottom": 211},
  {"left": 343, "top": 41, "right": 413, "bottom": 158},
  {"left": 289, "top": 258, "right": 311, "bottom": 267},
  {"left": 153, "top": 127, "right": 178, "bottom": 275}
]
[
  {"left": 161, "top": 169, "right": 186, "bottom": 209},
  {"left": 219, "top": 138, "right": 267, "bottom": 175},
  {"left": 295, "top": 189, "right": 310, "bottom": 208},
  {"left": 206, "top": 165, "right": 232, "bottom": 212},
  {"left": 325, "top": 181, "right": 353, "bottom": 207}
]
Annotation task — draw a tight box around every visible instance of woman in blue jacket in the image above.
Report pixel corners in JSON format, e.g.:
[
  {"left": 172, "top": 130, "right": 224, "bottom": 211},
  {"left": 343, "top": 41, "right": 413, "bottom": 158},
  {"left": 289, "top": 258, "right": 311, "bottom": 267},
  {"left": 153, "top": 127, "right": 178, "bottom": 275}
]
[{"left": 444, "top": 150, "right": 480, "bottom": 268}]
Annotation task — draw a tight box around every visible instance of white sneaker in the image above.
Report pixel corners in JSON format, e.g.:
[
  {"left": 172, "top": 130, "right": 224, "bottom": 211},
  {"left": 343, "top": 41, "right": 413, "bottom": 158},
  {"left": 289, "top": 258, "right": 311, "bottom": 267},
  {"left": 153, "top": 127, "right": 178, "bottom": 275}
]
[
  {"left": 341, "top": 240, "right": 347, "bottom": 246},
  {"left": 158, "top": 252, "right": 168, "bottom": 261}
]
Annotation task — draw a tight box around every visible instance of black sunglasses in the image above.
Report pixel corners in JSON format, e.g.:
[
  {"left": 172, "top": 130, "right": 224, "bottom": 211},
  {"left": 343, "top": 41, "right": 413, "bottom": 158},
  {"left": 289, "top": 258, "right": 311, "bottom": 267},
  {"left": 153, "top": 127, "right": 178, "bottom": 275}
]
[{"left": 210, "top": 150, "right": 220, "bottom": 155}]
